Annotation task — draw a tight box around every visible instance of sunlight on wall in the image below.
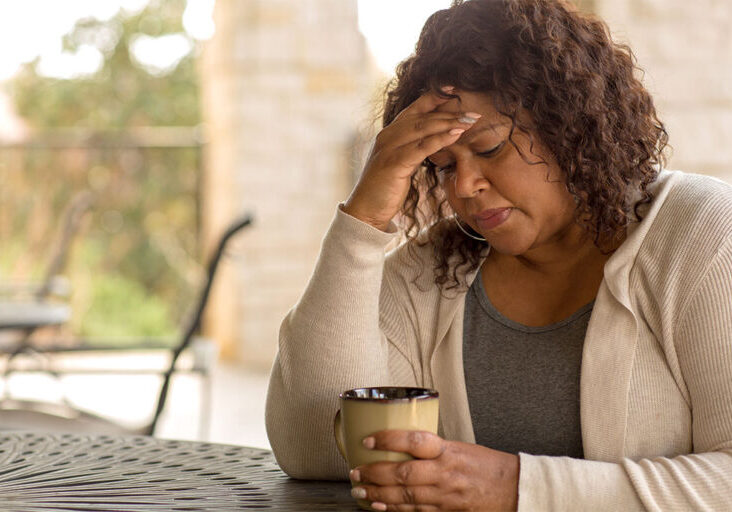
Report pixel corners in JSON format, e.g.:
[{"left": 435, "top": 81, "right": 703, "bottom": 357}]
[{"left": 357, "top": 0, "right": 453, "bottom": 74}]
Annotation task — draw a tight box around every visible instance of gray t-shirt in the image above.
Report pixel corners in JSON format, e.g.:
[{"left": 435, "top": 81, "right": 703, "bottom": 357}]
[{"left": 462, "top": 273, "right": 592, "bottom": 458}]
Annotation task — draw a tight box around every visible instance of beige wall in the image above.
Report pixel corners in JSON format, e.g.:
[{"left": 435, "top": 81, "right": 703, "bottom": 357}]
[
  {"left": 593, "top": 0, "right": 732, "bottom": 183},
  {"left": 201, "top": 0, "right": 379, "bottom": 368}
]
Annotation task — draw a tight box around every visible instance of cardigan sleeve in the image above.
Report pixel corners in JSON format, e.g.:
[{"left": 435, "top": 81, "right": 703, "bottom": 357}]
[
  {"left": 517, "top": 237, "right": 732, "bottom": 511},
  {"left": 265, "top": 206, "right": 418, "bottom": 480}
]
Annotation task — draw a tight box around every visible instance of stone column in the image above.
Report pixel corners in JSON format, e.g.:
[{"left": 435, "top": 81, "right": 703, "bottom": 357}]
[
  {"left": 593, "top": 0, "right": 732, "bottom": 183},
  {"left": 201, "top": 0, "right": 378, "bottom": 367}
]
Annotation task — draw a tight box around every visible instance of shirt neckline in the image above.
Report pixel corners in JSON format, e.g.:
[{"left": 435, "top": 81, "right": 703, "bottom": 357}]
[{"left": 472, "top": 272, "right": 595, "bottom": 334}]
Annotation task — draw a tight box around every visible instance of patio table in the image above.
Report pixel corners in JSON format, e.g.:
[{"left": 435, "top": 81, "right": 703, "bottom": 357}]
[
  {"left": 0, "top": 431, "right": 358, "bottom": 511},
  {"left": 0, "top": 301, "right": 71, "bottom": 331}
]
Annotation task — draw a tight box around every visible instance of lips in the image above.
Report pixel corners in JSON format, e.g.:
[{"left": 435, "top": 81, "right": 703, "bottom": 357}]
[{"left": 473, "top": 208, "right": 512, "bottom": 231}]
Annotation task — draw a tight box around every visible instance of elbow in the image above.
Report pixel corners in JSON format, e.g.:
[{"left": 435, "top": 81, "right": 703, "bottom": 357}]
[
  {"left": 272, "top": 448, "right": 321, "bottom": 480},
  {"left": 267, "top": 431, "right": 345, "bottom": 481},
  {"left": 265, "top": 361, "right": 347, "bottom": 480},
  {"left": 266, "top": 416, "right": 347, "bottom": 481},
  {"left": 264, "top": 406, "right": 318, "bottom": 480}
]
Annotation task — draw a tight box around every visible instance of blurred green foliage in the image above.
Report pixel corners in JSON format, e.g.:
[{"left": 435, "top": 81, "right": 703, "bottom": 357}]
[
  {"left": 1, "top": 0, "right": 202, "bottom": 343},
  {"left": 81, "top": 273, "right": 174, "bottom": 341},
  {"left": 12, "top": 0, "right": 199, "bottom": 127}
]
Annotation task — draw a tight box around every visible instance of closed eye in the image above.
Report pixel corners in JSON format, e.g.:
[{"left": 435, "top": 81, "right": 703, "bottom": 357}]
[
  {"left": 477, "top": 140, "right": 505, "bottom": 158},
  {"left": 433, "top": 140, "right": 505, "bottom": 178}
]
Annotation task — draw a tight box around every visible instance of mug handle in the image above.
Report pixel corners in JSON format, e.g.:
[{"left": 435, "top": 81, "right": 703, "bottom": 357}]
[{"left": 333, "top": 409, "right": 347, "bottom": 460}]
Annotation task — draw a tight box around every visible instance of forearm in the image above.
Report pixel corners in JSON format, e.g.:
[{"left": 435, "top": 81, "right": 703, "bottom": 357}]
[
  {"left": 266, "top": 206, "right": 399, "bottom": 479},
  {"left": 518, "top": 449, "right": 732, "bottom": 511},
  {"left": 517, "top": 454, "right": 644, "bottom": 511}
]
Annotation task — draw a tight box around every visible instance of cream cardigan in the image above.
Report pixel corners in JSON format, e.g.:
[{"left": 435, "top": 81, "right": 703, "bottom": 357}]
[{"left": 266, "top": 171, "right": 732, "bottom": 511}]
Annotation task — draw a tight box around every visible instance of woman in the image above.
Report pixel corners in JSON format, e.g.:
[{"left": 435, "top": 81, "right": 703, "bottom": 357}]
[{"left": 266, "top": 0, "right": 732, "bottom": 510}]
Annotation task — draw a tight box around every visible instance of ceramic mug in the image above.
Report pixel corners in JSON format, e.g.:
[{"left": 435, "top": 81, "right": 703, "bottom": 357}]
[{"left": 334, "top": 387, "right": 439, "bottom": 510}]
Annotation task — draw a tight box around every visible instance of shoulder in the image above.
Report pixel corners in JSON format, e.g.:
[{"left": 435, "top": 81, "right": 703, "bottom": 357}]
[
  {"left": 655, "top": 171, "right": 732, "bottom": 232},
  {"left": 661, "top": 169, "right": 732, "bottom": 205},
  {"left": 630, "top": 171, "right": 732, "bottom": 312},
  {"left": 645, "top": 171, "right": 732, "bottom": 254}
]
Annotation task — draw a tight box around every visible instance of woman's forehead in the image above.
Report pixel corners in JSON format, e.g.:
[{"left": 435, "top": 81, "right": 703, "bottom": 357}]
[
  {"left": 434, "top": 93, "right": 512, "bottom": 140},
  {"left": 435, "top": 91, "right": 501, "bottom": 119}
]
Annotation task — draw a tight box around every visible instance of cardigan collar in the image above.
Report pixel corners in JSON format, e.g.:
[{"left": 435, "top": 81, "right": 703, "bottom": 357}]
[
  {"left": 601, "top": 170, "right": 682, "bottom": 309},
  {"left": 580, "top": 170, "right": 682, "bottom": 460}
]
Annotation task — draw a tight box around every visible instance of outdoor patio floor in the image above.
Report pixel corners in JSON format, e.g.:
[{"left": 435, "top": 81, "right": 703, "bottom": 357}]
[{"left": 0, "top": 354, "right": 272, "bottom": 449}]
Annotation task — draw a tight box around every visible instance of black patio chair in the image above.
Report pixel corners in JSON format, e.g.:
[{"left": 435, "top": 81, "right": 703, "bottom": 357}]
[{"left": 0, "top": 215, "right": 253, "bottom": 436}]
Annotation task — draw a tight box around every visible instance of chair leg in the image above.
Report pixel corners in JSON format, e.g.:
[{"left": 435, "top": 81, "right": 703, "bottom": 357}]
[{"left": 198, "top": 371, "right": 213, "bottom": 441}]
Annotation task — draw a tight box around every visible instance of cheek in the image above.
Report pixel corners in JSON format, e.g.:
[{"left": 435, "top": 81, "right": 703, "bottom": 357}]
[{"left": 523, "top": 194, "right": 578, "bottom": 246}]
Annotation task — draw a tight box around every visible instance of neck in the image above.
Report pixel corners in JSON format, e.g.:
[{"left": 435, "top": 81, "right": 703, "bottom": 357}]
[{"left": 489, "top": 223, "right": 617, "bottom": 277}]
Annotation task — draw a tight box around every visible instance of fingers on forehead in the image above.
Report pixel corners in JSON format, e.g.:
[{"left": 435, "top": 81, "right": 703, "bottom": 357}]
[{"left": 409, "top": 89, "right": 458, "bottom": 114}]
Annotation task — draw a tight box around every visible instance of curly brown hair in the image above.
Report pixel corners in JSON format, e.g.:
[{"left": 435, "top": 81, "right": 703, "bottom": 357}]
[{"left": 383, "top": 0, "right": 668, "bottom": 291}]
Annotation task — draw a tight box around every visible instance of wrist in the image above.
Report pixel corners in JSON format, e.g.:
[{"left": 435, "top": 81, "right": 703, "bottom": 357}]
[
  {"left": 341, "top": 200, "right": 392, "bottom": 232},
  {"left": 492, "top": 451, "right": 520, "bottom": 511},
  {"left": 509, "top": 453, "right": 520, "bottom": 511}
]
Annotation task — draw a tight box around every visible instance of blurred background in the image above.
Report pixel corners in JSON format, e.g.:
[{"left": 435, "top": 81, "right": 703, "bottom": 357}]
[{"left": 0, "top": 0, "right": 730, "bottom": 449}]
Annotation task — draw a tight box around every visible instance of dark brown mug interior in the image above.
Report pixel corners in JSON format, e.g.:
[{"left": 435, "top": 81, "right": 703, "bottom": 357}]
[{"left": 340, "top": 387, "right": 438, "bottom": 401}]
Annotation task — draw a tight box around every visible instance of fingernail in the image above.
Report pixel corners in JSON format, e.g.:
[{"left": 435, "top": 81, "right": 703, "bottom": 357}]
[
  {"left": 351, "top": 487, "right": 367, "bottom": 499},
  {"left": 362, "top": 436, "right": 376, "bottom": 449},
  {"left": 349, "top": 469, "right": 361, "bottom": 482},
  {"left": 464, "top": 112, "right": 482, "bottom": 119},
  {"left": 449, "top": 128, "right": 465, "bottom": 136},
  {"left": 441, "top": 85, "right": 455, "bottom": 93},
  {"left": 458, "top": 116, "right": 478, "bottom": 124},
  {"left": 372, "top": 502, "right": 387, "bottom": 511}
]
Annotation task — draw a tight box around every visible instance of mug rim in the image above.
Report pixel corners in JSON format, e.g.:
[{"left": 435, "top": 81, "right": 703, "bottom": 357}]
[{"left": 339, "top": 386, "right": 439, "bottom": 402}]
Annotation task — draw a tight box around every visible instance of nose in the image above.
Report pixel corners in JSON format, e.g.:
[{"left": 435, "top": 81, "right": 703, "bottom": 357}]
[{"left": 452, "top": 158, "right": 489, "bottom": 198}]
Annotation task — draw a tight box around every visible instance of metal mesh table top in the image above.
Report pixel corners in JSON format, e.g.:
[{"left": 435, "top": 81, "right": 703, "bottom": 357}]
[{"left": 0, "top": 431, "right": 358, "bottom": 511}]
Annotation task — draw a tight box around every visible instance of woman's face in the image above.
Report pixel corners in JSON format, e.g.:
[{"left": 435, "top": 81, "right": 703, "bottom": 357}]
[{"left": 427, "top": 91, "right": 581, "bottom": 257}]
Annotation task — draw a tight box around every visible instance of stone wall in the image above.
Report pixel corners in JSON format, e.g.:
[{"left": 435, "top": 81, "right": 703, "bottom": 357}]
[
  {"left": 200, "top": 0, "right": 379, "bottom": 368},
  {"left": 592, "top": 0, "right": 732, "bottom": 183}
]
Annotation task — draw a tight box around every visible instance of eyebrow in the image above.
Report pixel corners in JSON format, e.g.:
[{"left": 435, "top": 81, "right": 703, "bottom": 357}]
[
  {"left": 428, "top": 129, "right": 504, "bottom": 161},
  {"left": 458, "top": 122, "right": 509, "bottom": 144},
  {"left": 427, "top": 122, "right": 510, "bottom": 161}
]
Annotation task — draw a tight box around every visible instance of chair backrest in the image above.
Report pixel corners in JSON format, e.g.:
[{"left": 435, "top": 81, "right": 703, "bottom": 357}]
[
  {"left": 36, "top": 190, "right": 95, "bottom": 300},
  {"left": 146, "top": 214, "right": 253, "bottom": 435}
]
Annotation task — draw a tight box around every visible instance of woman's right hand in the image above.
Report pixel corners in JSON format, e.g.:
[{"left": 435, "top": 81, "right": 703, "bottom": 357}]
[{"left": 342, "top": 87, "right": 480, "bottom": 231}]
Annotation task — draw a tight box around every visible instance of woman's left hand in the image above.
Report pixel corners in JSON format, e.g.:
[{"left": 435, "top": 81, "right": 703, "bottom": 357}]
[{"left": 350, "top": 430, "right": 519, "bottom": 511}]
